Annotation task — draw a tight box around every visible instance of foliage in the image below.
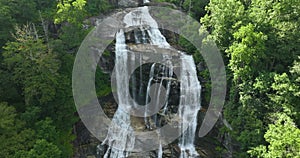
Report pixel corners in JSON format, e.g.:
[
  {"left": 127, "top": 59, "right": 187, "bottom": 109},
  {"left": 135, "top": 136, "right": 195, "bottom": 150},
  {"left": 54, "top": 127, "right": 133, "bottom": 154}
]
[
  {"left": 0, "top": 0, "right": 38, "bottom": 47},
  {"left": 59, "top": 24, "right": 89, "bottom": 51},
  {"left": 181, "top": 0, "right": 209, "bottom": 19},
  {"left": 1, "top": 23, "right": 77, "bottom": 157},
  {"left": 248, "top": 113, "right": 300, "bottom": 158},
  {"left": 85, "top": 0, "right": 113, "bottom": 16},
  {"left": 201, "top": 0, "right": 246, "bottom": 51},
  {"left": 15, "top": 139, "right": 62, "bottom": 158},
  {"left": 202, "top": 0, "right": 300, "bottom": 157},
  {"left": 0, "top": 102, "right": 35, "bottom": 158},
  {"left": 227, "top": 23, "right": 267, "bottom": 82},
  {"left": 3, "top": 24, "right": 60, "bottom": 105},
  {"left": 0, "top": 69, "right": 22, "bottom": 104},
  {"left": 55, "top": 0, "right": 87, "bottom": 26},
  {"left": 95, "top": 67, "right": 112, "bottom": 97},
  {"left": 154, "top": 0, "right": 209, "bottom": 19}
]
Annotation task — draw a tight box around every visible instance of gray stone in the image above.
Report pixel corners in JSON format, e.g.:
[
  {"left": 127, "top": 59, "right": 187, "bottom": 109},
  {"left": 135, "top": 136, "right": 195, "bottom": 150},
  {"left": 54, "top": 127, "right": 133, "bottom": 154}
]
[{"left": 118, "top": 0, "right": 140, "bottom": 7}]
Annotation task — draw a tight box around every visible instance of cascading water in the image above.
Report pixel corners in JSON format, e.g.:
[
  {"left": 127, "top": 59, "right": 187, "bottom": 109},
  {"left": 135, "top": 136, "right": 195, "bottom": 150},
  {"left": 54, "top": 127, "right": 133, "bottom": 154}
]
[
  {"left": 162, "top": 55, "right": 173, "bottom": 114},
  {"left": 102, "top": 29, "right": 135, "bottom": 158},
  {"left": 143, "top": 0, "right": 150, "bottom": 4},
  {"left": 178, "top": 55, "right": 201, "bottom": 158},
  {"left": 102, "top": 5, "right": 201, "bottom": 158},
  {"left": 123, "top": 6, "right": 170, "bottom": 48},
  {"left": 145, "top": 63, "right": 156, "bottom": 129}
]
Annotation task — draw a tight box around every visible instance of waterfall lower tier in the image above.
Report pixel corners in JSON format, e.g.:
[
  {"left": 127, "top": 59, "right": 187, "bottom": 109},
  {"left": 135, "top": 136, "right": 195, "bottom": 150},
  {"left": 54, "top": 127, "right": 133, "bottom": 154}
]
[
  {"left": 178, "top": 55, "right": 201, "bottom": 158},
  {"left": 101, "top": 6, "right": 201, "bottom": 158},
  {"left": 102, "top": 29, "right": 135, "bottom": 158}
]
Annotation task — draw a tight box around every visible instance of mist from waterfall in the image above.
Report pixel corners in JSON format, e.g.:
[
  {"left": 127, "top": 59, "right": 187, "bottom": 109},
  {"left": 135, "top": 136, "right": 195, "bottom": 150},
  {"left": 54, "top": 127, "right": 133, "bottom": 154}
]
[{"left": 102, "top": 6, "right": 201, "bottom": 158}]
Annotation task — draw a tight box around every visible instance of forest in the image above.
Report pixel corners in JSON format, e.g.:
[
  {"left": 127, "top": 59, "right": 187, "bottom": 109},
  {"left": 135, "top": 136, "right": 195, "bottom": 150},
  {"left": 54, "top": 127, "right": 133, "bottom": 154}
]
[{"left": 0, "top": 0, "right": 299, "bottom": 157}]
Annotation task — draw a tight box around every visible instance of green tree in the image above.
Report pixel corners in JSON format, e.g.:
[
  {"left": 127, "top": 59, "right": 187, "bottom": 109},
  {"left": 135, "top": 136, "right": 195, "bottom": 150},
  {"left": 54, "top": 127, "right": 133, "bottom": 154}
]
[
  {"left": 15, "top": 139, "right": 62, "bottom": 158},
  {"left": 0, "top": 0, "right": 39, "bottom": 47},
  {"left": 249, "top": 113, "right": 300, "bottom": 158},
  {"left": 0, "top": 69, "right": 22, "bottom": 105},
  {"left": 202, "top": 0, "right": 300, "bottom": 156},
  {"left": 54, "top": 0, "right": 87, "bottom": 26},
  {"left": 0, "top": 1, "right": 14, "bottom": 48},
  {"left": 0, "top": 102, "right": 35, "bottom": 158},
  {"left": 34, "top": 118, "right": 59, "bottom": 142},
  {"left": 201, "top": 0, "right": 246, "bottom": 51},
  {"left": 54, "top": 0, "right": 90, "bottom": 51},
  {"left": 2, "top": 24, "right": 60, "bottom": 106},
  {"left": 182, "top": 0, "right": 209, "bottom": 19},
  {"left": 1, "top": 24, "right": 77, "bottom": 157},
  {"left": 227, "top": 23, "right": 267, "bottom": 82},
  {"left": 85, "top": 0, "right": 113, "bottom": 16},
  {"left": 249, "top": 0, "right": 300, "bottom": 72}
]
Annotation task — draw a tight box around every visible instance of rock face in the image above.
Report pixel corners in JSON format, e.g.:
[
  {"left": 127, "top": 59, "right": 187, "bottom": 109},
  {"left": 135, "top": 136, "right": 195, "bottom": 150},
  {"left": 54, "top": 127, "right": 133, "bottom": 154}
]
[{"left": 118, "top": 0, "right": 141, "bottom": 7}]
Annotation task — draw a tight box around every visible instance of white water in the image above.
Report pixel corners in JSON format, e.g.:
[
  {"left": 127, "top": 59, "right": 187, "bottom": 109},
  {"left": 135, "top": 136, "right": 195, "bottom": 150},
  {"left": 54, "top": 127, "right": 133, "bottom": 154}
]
[
  {"left": 102, "top": 29, "right": 135, "bottom": 158},
  {"left": 138, "top": 55, "right": 143, "bottom": 98},
  {"left": 103, "top": 6, "right": 201, "bottom": 158},
  {"left": 158, "top": 142, "right": 163, "bottom": 158},
  {"left": 143, "top": 0, "right": 150, "bottom": 4},
  {"left": 123, "top": 6, "right": 170, "bottom": 48},
  {"left": 162, "top": 55, "right": 173, "bottom": 114},
  {"left": 131, "top": 53, "right": 137, "bottom": 104},
  {"left": 178, "top": 55, "right": 201, "bottom": 158},
  {"left": 145, "top": 63, "right": 156, "bottom": 129}
]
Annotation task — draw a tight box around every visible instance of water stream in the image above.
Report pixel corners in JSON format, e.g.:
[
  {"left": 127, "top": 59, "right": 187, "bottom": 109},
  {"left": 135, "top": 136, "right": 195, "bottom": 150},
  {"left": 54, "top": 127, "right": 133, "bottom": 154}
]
[
  {"left": 178, "top": 55, "right": 201, "bottom": 158},
  {"left": 102, "top": 5, "right": 201, "bottom": 158}
]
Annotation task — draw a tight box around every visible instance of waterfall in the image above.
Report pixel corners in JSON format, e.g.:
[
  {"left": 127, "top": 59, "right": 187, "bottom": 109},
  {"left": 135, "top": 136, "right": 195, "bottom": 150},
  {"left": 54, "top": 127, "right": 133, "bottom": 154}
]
[
  {"left": 102, "top": 29, "right": 135, "bottom": 158},
  {"left": 138, "top": 54, "right": 143, "bottom": 101},
  {"left": 124, "top": 6, "right": 170, "bottom": 48},
  {"left": 134, "top": 29, "right": 141, "bottom": 44},
  {"left": 162, "top": 55, "right": 173, "bottom": 114},
  {"left": 145, "top": 63, "right": 156, "bottom": 129},
  {"left": 131, "top": 53, "right": 137, "bottom": 104},
  {"left": 102, "top": 6, "right": 201, "bottom": 158},
  {"left": 158, "top": 142, "right": 163, "bottom": 158},
  {"left": 178, "top": 55, "right": 201, "bottom": 158},
  {"left": 143, "top": 0, "right": 150, "bottom": 4}
]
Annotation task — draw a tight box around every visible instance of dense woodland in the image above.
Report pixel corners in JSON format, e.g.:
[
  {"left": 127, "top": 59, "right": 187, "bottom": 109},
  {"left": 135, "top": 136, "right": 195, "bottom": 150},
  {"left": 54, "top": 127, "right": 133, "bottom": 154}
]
[{"left": 0, "top": 0, "right": 299, "bottom": 157}]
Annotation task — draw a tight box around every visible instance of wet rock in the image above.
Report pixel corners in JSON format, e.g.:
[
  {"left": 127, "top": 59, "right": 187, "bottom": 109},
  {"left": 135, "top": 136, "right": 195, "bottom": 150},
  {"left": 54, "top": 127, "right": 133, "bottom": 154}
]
[{"left": 118, "top": 0, "right": 140, "bottom": 7}]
